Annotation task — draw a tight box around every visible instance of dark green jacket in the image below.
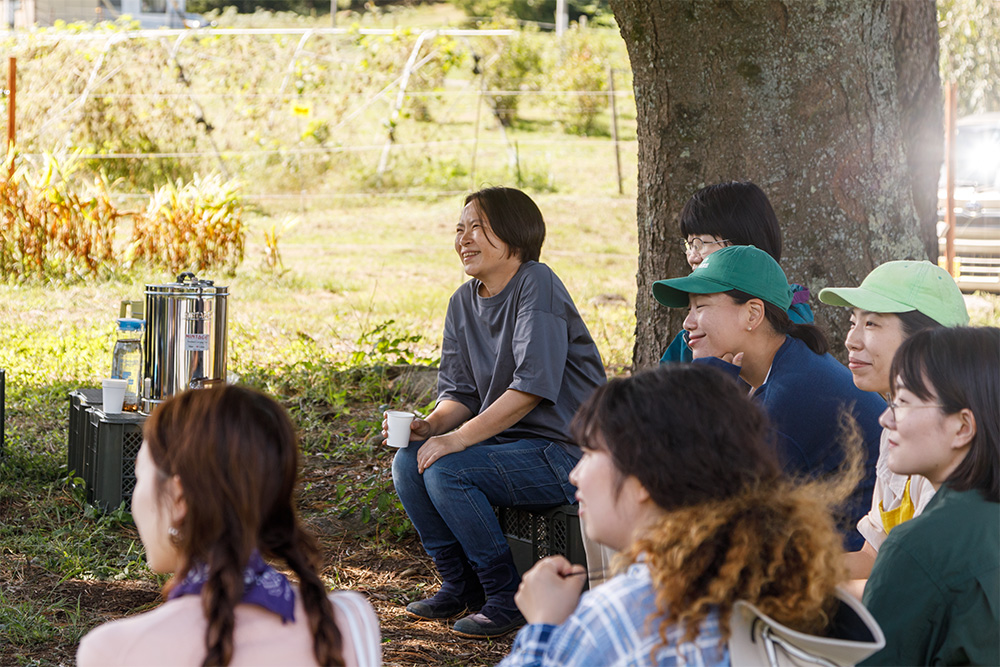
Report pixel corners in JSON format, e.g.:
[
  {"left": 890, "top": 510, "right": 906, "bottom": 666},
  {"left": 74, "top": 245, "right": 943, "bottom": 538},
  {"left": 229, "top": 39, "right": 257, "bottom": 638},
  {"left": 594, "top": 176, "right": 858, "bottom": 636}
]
[{"left": 862, "top": 484, "right": 1000, "bottom": 665}]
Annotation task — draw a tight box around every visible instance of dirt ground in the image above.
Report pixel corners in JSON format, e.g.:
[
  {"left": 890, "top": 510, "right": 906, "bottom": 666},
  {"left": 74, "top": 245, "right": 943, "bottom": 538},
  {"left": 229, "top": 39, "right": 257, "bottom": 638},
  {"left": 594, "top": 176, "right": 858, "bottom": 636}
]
[{"left": 1, "top": 454, "right": 514, "bottom": 667}]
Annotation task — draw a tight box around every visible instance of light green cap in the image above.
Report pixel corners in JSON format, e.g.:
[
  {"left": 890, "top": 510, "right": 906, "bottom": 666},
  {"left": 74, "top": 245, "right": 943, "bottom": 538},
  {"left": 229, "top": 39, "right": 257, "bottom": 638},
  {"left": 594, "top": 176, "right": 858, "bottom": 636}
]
[
  {"left": 652, "top": 245, "right": 793, "bottom": 310},
  {"left": 818, "top": 260, "right": 969, "bottom": 326}
]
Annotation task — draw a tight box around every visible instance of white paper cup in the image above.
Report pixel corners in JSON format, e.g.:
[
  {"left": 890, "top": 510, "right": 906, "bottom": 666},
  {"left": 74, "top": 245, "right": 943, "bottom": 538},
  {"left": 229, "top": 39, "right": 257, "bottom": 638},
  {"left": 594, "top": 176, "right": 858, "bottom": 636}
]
[
  {"left": 386, "top": 410, "right": 415, "bottom": 448},
  {"left": 102, "top": 378, "right": 128, "bottom": 414}
]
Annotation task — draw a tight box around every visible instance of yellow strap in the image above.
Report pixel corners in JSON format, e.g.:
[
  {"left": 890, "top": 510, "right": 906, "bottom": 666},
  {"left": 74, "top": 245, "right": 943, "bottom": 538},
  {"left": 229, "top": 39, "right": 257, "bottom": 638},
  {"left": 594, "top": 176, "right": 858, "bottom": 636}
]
[{"left": 879, "top": 477, "right": 916, "bottom": 535}]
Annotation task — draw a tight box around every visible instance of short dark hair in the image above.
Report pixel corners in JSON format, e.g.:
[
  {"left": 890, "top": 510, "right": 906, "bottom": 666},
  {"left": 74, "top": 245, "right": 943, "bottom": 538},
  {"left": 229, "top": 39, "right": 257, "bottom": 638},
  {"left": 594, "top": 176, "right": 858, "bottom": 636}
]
[
  {"left": 895, "top": 309, "right": 941, "bottom": 338},
  {"left": 679, "top": 181, "right": 782, "bottom": 261},
  {"left": 728, "top": 290, "right": 830, "bottom": 355},
  {"left": 570, "top": 364, "right": 782, "bottom": 509},
  {"left": 890, "top": 327, "right": 1000, "bottom": 502},
  {"left": 464, "top": 186, "right": 545, "bottom": 263}
]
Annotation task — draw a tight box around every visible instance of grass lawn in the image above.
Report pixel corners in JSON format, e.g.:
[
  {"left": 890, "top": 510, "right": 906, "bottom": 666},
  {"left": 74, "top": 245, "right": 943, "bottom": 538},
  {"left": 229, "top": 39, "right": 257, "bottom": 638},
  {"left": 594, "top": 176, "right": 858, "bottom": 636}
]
[{"left": 0, "top": 188, "right": 639, "bottom": 666}]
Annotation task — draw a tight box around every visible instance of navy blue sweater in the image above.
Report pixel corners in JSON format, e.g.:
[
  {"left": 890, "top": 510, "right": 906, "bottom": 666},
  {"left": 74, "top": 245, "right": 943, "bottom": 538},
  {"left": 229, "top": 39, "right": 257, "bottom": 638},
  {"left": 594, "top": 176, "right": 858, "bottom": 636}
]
[{"left": 697, "top": 336, "right": 884, "bottom": 550}]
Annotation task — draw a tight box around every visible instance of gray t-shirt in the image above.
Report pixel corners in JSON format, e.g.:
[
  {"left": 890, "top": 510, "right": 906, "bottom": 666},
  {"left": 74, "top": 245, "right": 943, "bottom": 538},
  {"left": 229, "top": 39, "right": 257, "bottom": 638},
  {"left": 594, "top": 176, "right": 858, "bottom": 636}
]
[{"left": 438, "top": 261, "right": 607, "bottom": 455}]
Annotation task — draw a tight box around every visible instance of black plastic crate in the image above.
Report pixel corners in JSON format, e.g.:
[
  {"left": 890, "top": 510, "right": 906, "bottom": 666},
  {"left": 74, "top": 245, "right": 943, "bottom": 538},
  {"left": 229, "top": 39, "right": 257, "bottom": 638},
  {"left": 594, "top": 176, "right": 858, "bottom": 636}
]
[
  {"left": 68, "top": 388, "right": 102, "bottom": 481},
  {"left": 496, "top": 504, "right": 587, "bottom": 578},
  {"left": 86, "top": 408, "right": 146, "bottom": 512}
]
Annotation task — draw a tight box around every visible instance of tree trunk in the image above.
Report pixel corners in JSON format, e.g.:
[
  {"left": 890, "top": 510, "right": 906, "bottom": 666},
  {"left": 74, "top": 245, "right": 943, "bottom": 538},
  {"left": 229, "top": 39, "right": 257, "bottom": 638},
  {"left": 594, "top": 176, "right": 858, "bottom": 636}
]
[
  {"left": 610, "top": 0, "right": 941, "bottom": 368},
  {"left": 889, "top": 0, "right": 943, "bottom": 260}
]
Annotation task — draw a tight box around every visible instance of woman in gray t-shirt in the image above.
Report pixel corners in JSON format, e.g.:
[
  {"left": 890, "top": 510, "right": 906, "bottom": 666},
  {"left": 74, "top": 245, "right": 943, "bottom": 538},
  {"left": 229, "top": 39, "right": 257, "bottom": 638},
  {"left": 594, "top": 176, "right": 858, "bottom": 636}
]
[{"left": 390, "top": 186, "right": 606, "bottom": 639}]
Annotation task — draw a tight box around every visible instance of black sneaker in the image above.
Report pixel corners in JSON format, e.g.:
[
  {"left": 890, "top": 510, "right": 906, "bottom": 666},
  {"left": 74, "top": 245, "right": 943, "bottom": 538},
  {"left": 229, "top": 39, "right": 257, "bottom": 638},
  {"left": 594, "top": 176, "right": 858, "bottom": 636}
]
[
  {"left": 451, "top": 603, "right": 526, "bottom": 638},
  {"left": 406, "top": 590, "right": 485, "bottom": 621}
]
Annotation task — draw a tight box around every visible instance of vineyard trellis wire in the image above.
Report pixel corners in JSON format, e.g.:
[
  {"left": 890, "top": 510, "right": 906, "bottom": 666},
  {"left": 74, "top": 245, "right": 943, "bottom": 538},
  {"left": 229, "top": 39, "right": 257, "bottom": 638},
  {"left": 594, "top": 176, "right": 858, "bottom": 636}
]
[{"left": 1, "top": 24, "right": 638, "bottom": 201}]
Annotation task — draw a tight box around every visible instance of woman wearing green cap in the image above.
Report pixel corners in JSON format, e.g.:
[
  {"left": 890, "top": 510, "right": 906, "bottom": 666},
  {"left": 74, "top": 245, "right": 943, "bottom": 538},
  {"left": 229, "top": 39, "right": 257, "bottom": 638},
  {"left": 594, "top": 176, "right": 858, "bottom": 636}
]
[
  {"left": 661, "top": 181, "right": 814, "bottom": 364},
  {"left": 818, "top": 261, "right": 969, "bottom": 589},
  {"left": 652, "top": 245, "right": 885, "bottom": 550}
]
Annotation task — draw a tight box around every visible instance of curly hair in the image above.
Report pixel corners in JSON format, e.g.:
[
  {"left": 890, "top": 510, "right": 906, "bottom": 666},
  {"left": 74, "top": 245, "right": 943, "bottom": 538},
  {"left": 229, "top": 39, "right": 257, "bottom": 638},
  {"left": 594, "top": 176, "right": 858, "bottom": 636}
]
[
  {"left": 144, "top": 385, "right": 344, "bottom": 666},
  {"left": 571, "top": 364, "right": 862, "bottom": 655}
]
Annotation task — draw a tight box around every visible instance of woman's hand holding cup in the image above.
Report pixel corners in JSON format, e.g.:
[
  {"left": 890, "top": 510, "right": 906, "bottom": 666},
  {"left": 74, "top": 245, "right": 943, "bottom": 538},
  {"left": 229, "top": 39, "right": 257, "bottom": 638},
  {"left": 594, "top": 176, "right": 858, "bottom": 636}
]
[{"left": 382, "top": 411, "right": 431, "bottom": 448}]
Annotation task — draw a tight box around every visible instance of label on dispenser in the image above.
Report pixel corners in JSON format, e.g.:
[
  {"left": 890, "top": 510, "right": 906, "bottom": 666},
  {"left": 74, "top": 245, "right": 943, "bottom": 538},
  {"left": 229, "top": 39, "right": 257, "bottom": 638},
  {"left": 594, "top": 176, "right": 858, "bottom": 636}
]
[{"left": 185, "top": 333, "right": 211, "bottom": 351}]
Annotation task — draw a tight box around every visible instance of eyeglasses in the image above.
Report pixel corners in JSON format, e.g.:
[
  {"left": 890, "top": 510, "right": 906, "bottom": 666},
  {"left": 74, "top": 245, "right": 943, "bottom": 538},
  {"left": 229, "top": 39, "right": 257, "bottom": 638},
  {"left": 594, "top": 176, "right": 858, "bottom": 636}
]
[
  {"left": 680, "top": 237, "right": 730, "bottom": 254},
  {"left": 883, "top": 401, "right": 944, "bottom": 421}
]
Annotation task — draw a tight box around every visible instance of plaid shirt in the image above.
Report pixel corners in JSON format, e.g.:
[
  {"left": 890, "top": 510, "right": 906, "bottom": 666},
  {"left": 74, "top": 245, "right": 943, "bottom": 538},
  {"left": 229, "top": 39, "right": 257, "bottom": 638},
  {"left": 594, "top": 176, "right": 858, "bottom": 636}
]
[{"left": 499, "top": 562, "right": 729, "bottom": 667}]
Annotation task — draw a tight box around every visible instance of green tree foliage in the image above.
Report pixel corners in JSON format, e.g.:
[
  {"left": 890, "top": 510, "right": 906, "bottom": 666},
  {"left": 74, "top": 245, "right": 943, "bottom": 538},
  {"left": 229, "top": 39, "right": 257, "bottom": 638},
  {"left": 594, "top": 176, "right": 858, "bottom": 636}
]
[
  {"left": 938, "top": 0, "right": 1000, "bottom": 114},
  {"left": 547, "top": 25, "right": 610, "bottom": 134},
  {"left": 452, "top": 0, "right": 610, "bottom": 24},
  {"left": 474, "top": 18, "right": 543, "bottom": 125}
]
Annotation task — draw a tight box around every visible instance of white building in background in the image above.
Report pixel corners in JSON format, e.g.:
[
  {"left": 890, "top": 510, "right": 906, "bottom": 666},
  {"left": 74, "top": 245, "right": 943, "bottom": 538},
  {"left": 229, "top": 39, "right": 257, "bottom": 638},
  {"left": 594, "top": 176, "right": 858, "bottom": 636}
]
[{"left": 3, "top": 0, "right": 196, "bottom": 28}]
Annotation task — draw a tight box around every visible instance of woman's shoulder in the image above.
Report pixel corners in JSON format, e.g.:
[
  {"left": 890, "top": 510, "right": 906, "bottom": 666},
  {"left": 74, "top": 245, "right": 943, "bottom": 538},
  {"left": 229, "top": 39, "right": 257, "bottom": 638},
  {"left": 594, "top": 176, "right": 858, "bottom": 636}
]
[
  {"left": 328, "top": 590, "right": 382, "bottom": 666},
  {"left": 328, "top": 589, "right": 380, "bottom": 632},
  {"left": 773, "top": 338, "right": 873, "bottom": 394},
  {"left": 514, "top": 261, "right": 557, "bottom": 289},
  {"left": 77, "top": 596, "right": 205, "bottom": 666},
  {"left": 880, "top": 487, "right": 999, "bottom": 574}
]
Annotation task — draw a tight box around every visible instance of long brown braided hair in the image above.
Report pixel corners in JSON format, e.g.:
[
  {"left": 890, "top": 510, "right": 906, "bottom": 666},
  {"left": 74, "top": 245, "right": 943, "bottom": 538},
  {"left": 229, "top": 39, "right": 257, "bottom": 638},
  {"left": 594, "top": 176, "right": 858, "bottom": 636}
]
[{"left": 144, "top": 385, "right": 344, "bottom": 666}]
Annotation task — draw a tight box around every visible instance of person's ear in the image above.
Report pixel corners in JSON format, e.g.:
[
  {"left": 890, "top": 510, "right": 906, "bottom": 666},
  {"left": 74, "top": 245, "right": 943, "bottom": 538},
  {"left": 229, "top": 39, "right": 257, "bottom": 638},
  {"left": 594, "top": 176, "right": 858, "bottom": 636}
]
[
  {"left": 627, "top": 475, "right": 651, "bottom": 505},
  {"left": 167, "top": 474, "right": 187, "bottom": 526},
  {"left": 745, "top": 299, "right": 765, "bottom": 331},
  {"left": 951, "top": 408, "right": 977, "bottom": 450}
]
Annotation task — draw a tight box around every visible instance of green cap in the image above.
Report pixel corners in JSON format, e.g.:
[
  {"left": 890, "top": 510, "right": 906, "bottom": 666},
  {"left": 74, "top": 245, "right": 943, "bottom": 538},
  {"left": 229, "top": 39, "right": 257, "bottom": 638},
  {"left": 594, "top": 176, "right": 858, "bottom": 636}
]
[
  {"left": 652, "top": 245, "right": 793, "bottom": 310},
  {"left": 818, "top": 260, "right": 969, "bottom": 327}
]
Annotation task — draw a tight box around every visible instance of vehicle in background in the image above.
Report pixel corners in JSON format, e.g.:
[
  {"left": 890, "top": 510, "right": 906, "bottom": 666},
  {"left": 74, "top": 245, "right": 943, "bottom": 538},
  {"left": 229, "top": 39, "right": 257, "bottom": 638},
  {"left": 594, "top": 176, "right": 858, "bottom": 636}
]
[
  {"left": 938, "top": 113, "right": 1000, "bottom": 293},
  {"left": 5, "top": 0, "right": 204, "bottom": 29}
]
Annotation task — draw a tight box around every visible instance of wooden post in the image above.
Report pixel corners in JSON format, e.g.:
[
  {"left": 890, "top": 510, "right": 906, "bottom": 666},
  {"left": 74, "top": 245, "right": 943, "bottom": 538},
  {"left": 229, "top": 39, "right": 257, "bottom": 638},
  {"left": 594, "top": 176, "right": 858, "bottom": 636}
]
[
  {"left": 608, "top": 67, "right": 623, "bottom": 195},
  {"left": 555, "top": 0, "right": 568, "bottom": 36},
  {"left": 471, "top": 80, "right": 483, "bottom": 189},
  {"left": 944, "top": 81, "right": 957, "bottom": 277}
]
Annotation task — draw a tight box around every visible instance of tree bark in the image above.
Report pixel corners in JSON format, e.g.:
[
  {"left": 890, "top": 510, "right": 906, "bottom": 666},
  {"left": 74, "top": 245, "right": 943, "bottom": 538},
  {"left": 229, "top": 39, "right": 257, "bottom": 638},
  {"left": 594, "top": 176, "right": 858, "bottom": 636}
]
[
  {"left": 889, "top": 0, "right": 943, "bottom": 260},
  {"left": 610, "top": 0, "right": 941, "bottom": 368}
]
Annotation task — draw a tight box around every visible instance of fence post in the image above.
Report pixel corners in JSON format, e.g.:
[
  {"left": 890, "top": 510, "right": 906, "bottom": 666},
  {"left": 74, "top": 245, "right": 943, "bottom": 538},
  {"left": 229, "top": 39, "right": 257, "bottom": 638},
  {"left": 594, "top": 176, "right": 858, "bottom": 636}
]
[
  {"left": 608, "top": 66, "right": 623, "bottom": 195},
  {"left": 944, "top": 81, "right": 956, "bottom": 277},
  {"left": 471, "top": 80, "right": 484, "bottom": 188}
]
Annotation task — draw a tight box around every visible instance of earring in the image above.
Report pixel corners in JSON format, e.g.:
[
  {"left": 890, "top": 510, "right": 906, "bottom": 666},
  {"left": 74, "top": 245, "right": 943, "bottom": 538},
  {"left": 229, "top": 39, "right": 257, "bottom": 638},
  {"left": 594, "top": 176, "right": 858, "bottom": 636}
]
[
  {"left": 746, "top": 326, "right": 752, "bottom": 331},
  {"left": 168, "top": 526, "right": 181, "bottom": 543}
]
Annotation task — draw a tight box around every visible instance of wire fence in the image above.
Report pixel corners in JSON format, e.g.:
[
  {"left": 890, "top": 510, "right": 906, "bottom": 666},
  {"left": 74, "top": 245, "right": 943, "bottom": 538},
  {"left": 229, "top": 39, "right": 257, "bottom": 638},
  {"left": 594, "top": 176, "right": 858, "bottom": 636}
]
[{"left": 1, "top": 26, "right": 639, "bottom": 203}]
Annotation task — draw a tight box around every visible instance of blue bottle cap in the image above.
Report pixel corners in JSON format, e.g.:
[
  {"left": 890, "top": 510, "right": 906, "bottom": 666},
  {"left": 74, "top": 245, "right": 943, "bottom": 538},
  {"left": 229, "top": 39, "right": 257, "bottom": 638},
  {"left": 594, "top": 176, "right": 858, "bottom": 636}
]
[{"left": 117, "top": 318, "right": 145, "bottom": 332}]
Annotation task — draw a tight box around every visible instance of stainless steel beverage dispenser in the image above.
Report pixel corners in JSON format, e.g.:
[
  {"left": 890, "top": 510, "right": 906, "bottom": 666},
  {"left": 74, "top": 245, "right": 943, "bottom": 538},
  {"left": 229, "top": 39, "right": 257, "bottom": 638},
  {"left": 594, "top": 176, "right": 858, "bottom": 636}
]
[{"left": 142, "top": 272, "right": 228, "bottom": 413}]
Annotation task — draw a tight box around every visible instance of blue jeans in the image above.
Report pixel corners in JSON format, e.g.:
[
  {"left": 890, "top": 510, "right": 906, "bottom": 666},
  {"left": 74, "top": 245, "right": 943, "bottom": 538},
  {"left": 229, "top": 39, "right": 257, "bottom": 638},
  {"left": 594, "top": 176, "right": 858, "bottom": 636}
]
[{"left": 392, "top": 438, "right": 579, "bottom": 568}]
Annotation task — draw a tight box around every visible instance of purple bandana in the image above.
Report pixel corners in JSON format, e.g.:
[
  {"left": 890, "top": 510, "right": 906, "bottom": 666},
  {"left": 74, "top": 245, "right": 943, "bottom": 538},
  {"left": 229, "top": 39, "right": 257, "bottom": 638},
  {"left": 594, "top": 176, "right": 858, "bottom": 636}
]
[{"left": 168, "top": 550, "right": 296, "bottom": 623}]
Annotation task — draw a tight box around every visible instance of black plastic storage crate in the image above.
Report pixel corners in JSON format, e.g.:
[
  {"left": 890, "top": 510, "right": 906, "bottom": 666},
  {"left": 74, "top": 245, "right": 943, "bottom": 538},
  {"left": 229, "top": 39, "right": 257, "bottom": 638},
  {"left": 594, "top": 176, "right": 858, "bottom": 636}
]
[
  {"left": 496, "top": 504, "right": 587, "bottom": 577},
  {"left": 85, "top": 408, "right": 146, "bottom": 512},
  {"left": 68, "top": 388, "right": 103, "bottom": 480}
]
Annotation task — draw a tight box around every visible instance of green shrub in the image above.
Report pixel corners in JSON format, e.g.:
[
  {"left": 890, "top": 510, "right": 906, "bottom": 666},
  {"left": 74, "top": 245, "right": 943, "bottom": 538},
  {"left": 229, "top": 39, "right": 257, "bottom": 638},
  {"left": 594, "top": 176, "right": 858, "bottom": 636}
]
[
  {"left": 475, "top": 19, "right": 544, "bottom": 126},
  {"left": 0, "top": 151, "right": 126, "bottom": 282},
  {"left": 546, "top": 25, "right": 610, "bottom": 135},
  {"left": 128, "top": 175, "right": 246, "bottom": 276}
]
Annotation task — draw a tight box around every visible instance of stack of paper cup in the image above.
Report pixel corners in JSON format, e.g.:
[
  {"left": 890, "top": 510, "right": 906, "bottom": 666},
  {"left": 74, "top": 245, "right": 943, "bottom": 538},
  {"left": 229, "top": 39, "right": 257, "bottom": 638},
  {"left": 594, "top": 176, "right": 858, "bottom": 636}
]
[
  {"left": 386, "top": 411, "right": 415, "bottom": 448},
  {"left": 102, "top": 378, "right": 128, "bottom": 414}
]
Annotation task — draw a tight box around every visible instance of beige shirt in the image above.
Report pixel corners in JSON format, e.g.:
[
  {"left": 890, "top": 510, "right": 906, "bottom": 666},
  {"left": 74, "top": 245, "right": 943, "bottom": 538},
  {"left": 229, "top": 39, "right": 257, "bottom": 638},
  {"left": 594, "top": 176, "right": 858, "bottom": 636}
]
[
  {"left": 77, "top": 589, "right": 381, "bottom": 666},
  {"left": 856, "top": 429, "right": 936, "bottom": 551}
]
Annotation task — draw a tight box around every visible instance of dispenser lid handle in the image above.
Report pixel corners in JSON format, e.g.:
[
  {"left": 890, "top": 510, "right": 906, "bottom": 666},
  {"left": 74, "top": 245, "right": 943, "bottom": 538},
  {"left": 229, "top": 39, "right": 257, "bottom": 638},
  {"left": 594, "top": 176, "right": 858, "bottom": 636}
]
[{"left": 175, "top": 271, "right": 214, "bottom": 287}]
